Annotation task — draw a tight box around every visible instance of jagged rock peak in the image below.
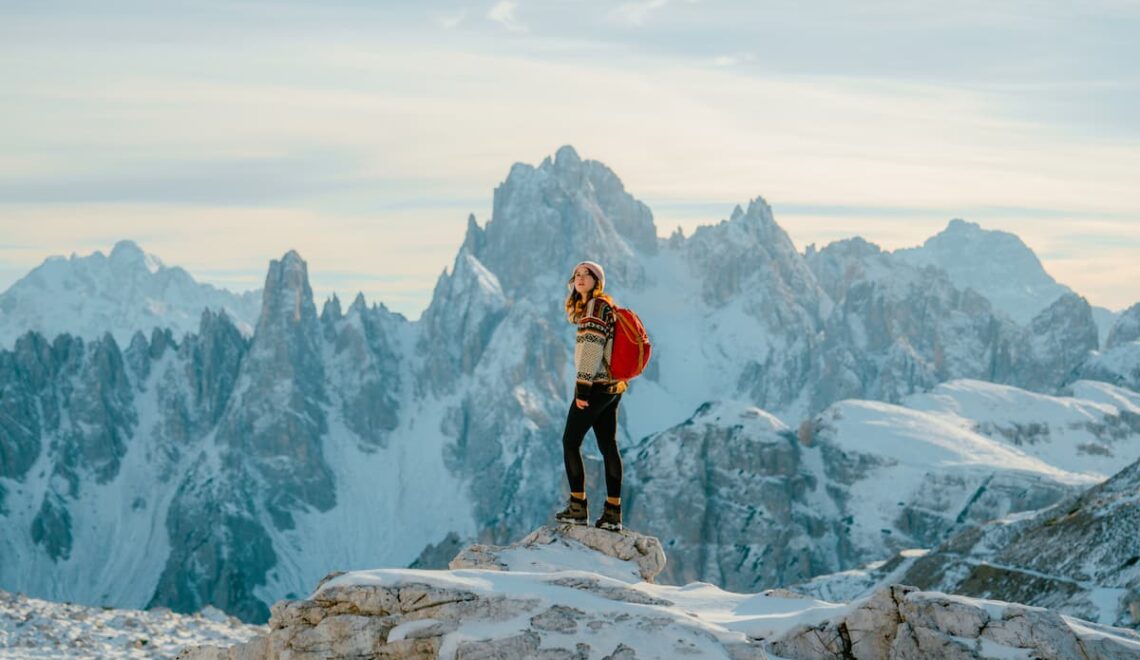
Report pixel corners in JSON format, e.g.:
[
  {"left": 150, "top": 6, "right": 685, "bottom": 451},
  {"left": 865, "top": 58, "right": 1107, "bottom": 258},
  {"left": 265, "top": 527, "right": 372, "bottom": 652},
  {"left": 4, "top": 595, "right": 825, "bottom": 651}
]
[
  {"left": 712, "top": 196, "right": 783, "bottom": 240},
  {"left": 943, "top": 217, "right": 982, "bottom": 234},
  {"left": 320, "top": 294, "right": 341, "bottom": 322},
  {"left": 724, "top": 196, "right": 776, "bottom": 228},
  {"left": 259, "top": 250, "right": 316, "bottom": 328},
  {"left": 1031, "top": 291, "right": 1094, "bottom": 332},
  {"left": 744, "top": 195, "right": 773, "bottom": 219},
  {"left": 108, "top": 239, "right": 162, "bottom": 272},
  {"left": 916, "top": 217, "right": 1027, "bottom": 254},
  {"left": 528, "top": 144, "right": 636, "bottom": 205},
  {"left": 279, "top": 249, "right": 305, "bottom": 271},
  {"left": 108, "top": 239, "right": 142, "bottom": 259},
  {"left": 816, "top": 235, "right": 883, "bottom": 257},
  {"left": 921, "top": 217, "right": 1042, "bottom": 262},
  {"left": 450, "top": 524, "right": 667, "bottom": 583},
  {"left": 1106, "top": 302, "right": 1140, "bottom": 349},
  {"left": 459, "top": 213, "right": 484, "bottom": 255},
  {"left": 473, "top": 146, "right": 655, "bottom": 295},
  {"left": 553, "top": 143, "right": 581, "bottom": 168}
]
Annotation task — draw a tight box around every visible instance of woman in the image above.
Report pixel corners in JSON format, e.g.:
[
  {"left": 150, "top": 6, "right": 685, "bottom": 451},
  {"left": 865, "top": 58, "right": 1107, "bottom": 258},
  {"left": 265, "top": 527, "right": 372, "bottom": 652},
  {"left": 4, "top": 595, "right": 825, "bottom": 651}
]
[{"left": 555, "top": 260, "right": 628, "bottom": 531}]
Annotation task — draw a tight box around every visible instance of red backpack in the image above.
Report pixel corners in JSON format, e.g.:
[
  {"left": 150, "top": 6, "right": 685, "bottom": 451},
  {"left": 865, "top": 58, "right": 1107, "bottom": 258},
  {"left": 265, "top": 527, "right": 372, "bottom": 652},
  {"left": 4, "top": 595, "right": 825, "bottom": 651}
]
[{"left": 609, "top": 303, "right": 652, "bottom": 382}]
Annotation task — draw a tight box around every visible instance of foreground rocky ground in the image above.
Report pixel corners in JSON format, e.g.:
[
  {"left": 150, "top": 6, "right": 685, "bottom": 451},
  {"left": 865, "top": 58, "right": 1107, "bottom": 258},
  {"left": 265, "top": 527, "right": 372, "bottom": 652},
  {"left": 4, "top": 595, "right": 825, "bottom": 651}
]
[
  {"left": 0, "top": 588, "right": 264, "bottom": 659},
  {"left": 178, "top": 524, "right": 1140, "bottom": 659}
]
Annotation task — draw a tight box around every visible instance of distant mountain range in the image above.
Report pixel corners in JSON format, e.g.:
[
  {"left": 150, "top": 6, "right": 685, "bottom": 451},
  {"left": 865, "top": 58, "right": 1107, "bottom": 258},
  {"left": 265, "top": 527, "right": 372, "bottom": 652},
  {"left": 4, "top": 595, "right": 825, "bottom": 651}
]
[
  {"left": 0, "top": 195, "right": 1121, "bottom": 353},
  {"left": 0, "top": 239, "right": 261, "bottom": 348},
  {"left": 893, "top": 217, "right": 1118, "bottom": 341},
  {"left": 1, "top": 145, "right": 1138, "bottom": 627}
]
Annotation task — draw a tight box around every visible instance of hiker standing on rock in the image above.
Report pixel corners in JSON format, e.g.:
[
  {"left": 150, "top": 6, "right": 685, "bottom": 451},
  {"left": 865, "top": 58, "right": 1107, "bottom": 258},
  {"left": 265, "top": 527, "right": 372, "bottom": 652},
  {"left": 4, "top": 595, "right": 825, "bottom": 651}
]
[{"left": 555, "top": 261, "right": 628, "bottom": 532}]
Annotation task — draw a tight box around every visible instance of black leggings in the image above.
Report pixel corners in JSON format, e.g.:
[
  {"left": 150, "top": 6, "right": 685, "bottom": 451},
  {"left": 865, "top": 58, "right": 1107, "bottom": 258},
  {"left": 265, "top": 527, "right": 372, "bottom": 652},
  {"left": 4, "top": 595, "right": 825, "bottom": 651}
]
[{"left": 562, "top": 388, "right": 623, "bottom": 499}]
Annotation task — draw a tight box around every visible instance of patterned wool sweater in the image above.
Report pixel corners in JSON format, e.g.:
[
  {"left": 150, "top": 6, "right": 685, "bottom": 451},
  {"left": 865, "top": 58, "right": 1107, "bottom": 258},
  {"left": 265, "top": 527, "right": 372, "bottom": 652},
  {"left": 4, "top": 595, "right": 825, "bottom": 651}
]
[{"left": 571, "top": 296, "right": 627, "bottom": 400}]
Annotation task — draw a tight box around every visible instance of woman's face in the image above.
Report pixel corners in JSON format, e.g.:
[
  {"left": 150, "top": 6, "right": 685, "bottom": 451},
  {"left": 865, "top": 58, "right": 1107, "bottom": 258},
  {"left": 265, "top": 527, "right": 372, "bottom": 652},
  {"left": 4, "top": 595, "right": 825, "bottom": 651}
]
[{"left": 572, "top": 266, "right": 596, "bottom": 297}]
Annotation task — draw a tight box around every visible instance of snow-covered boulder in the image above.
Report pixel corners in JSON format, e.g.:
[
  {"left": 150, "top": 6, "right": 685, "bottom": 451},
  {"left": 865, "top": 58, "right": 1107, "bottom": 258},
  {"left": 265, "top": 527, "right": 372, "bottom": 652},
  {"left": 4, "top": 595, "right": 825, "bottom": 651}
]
[
  {"left": 449, "top": 524, "right": 666, "bottom": 583},
  {"left": 178, "top": 526, "right": 781, "bottom": 659}
]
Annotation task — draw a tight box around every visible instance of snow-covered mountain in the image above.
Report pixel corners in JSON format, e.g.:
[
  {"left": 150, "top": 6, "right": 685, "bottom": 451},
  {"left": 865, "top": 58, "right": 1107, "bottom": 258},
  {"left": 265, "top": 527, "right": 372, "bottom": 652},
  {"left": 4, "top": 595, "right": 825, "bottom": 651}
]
[
  {"left": 894, "top": 218, "right": 1119, "bottom": 343},
  {"left": 1, "top": 146, "right": 1138, "bottom": 625},
  {"left": 803, "top": 236, "right": 1100, "bottom": 409},
  {"left": 0, "top": 240, "right": 261, "bottom": 349},
  {"left": 624, "top": 379, "right": 1140, "bottom": 596}
]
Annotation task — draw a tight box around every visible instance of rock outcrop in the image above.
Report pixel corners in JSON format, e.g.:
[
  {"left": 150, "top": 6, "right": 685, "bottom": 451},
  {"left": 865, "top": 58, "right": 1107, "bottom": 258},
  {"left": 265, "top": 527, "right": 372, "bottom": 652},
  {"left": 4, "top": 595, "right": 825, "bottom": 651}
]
[
  {"left": 450, "top": 524, "right": 666, "bottom": 583},
  {"left": 178, "top": 526, "right": 764, "bottom": 660},
  {"left": 179, "top": 526, "right": 1140, "bottom": 660},
  {"left": 769, "top": 584, "right": 1140, "bottom": 660}
]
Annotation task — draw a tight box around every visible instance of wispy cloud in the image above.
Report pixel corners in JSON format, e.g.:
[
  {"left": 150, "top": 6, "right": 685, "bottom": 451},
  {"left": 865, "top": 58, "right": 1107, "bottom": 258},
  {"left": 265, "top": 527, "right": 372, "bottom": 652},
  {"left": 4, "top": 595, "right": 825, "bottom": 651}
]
[
  {"left": 609, "top": 0, "right": 669, "bottom": 26},
  {"left": 2, "top": 3, "right": 1137, "bottom": 312},
  {"left": 712, "top": 52, "right": 755, "bottom": 67},
  {"left": 435, "top": 9, "right": 468, "bottom": 30},
  {"left": 487, "top": 1, "right": 527, "bottom": 33}
]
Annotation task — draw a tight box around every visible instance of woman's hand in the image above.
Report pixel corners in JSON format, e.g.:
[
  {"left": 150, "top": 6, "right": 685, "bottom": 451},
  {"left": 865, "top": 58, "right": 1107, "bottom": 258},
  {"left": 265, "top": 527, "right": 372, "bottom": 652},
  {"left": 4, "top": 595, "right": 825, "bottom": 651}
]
[{"left": 575, "top": 398, "right": 589, "bottom": 409}]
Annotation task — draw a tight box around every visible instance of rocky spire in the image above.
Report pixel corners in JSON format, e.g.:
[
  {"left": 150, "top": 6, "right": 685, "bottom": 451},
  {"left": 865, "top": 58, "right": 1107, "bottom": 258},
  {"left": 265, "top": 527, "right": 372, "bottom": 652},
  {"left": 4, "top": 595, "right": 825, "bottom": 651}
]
[{"left": 471, "top": 145, "right": 656, "bottom": 298}]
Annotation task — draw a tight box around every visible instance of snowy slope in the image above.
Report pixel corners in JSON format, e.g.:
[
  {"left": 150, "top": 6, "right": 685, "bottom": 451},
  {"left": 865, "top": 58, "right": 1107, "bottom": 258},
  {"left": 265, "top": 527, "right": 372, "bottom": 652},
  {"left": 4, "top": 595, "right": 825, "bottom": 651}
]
[
  {"left": 0, "top": 240, "right": 260, "bottom": 348},
  {"left": 902, "top": 379, "right": 1140, "bottom": 478},
  {"left": 805, "top": 396, "right": 1101, "bottom": 557}
]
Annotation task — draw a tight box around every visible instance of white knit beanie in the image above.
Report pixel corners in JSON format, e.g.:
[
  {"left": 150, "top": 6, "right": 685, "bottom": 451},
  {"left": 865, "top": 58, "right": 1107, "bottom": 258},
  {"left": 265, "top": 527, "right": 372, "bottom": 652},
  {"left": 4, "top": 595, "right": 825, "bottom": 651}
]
[{"left": 571, "top": 261, "right": 605, "bottom": 291}]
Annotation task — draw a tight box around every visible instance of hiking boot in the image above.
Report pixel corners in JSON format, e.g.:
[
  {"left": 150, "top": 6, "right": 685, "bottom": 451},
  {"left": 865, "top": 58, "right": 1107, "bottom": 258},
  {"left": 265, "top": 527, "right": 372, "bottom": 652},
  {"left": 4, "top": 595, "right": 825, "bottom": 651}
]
[
  {"left": 595, "top": 502, "right": 622, "bottom": 532},
  {"left": 555, "top": 496, "right": 588, "bottom": 525}
]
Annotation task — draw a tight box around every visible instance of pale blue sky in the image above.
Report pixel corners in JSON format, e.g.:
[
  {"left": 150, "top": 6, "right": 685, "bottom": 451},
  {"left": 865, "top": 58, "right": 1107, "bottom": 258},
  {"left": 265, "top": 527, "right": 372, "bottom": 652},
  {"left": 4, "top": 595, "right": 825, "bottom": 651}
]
[{"left": 2, "top": 1, "right": 1138, "bottom": 316}]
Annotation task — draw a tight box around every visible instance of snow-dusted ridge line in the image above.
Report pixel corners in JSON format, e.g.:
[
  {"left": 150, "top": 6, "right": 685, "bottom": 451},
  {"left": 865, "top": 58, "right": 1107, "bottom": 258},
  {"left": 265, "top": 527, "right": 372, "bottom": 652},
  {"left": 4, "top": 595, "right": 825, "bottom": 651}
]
[{"left": 0, "top": 239, "right": 261, "bottom": 349}]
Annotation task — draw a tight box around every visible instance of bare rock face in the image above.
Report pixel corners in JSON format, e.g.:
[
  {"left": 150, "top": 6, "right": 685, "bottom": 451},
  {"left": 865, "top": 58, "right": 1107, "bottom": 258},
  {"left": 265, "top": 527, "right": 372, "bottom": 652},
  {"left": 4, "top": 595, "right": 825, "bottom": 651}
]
[
  {"left": 768, "top": 585, "right": 1140, "bottom": 660},
  {"left": 449, "top": 524, "right": 666, "bottom": 583},
  {"left": 897, "top": 457, "right": 1140, "bottom": 628}
]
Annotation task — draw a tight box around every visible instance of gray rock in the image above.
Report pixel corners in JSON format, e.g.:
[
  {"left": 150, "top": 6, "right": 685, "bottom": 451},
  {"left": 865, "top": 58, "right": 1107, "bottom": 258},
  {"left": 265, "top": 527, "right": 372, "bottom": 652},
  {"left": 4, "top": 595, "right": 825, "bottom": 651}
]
[
  {"left": 768, "top": 585, "right": 1140, "bottom": 659},
  {"left": 451, "top": 524, "right": 666, "bottom": 583},
  {"left": 182, "top": 526, "right": 767, "bottom": 659}
]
